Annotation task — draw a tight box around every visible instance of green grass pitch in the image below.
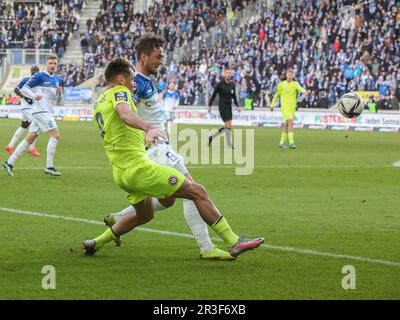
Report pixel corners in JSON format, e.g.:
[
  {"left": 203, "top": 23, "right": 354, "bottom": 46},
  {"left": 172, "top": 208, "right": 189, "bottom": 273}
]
[{"left": 0, "top": 119, "right": 399, "bottom": 299}]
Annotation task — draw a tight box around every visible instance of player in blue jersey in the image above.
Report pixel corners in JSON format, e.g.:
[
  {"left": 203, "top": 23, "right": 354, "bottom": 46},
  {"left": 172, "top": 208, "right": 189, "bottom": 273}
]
[
  {"left": 162, "top": 82, "right": 180, "bottom": 136},
  {"left": 103, "top": 34, "right": 264, "bottom": 260},
  {"left": 3, "top": 54, "right": 63, "bottom": 177},
  {"left": 5, "top": 65, "right": 41, "bottom": 157}
]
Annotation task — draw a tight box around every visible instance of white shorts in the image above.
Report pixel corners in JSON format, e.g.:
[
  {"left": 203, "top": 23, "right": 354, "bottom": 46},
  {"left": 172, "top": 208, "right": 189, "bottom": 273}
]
[
  {"left": 20, "top": 108, "right": 33, "bottom": 123},
  {"left": 164, "top": 111, "right": 176, "bottom": 121},
  {"left": 147, "top": 142, "right": 188, "bottom": 175},
  {"left": 29, "top": 112, "right": 58, "bottom": 134}
]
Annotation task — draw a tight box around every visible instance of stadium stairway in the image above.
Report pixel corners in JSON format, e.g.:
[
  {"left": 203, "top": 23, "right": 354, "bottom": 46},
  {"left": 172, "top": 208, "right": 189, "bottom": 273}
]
[{"left": 61, "top": 0, "right": 103, "bottom": 64}]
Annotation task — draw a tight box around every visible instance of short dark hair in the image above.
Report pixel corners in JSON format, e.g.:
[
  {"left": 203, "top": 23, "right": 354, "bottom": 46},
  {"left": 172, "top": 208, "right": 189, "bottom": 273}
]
[
  {"left": 104, "top": 57, "right": 133, "bottom": 82},
  {"left": 31, "top": 65, "right": 40, "bottom": 75},
  {"left": 135, "top": 34, "right": 165, "bottom": 59}
]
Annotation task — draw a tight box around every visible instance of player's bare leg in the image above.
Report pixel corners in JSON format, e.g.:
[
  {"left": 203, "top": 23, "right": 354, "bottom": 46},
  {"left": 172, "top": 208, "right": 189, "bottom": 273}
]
[
  {"left": 83, "top": 198, "right": 154, "bottom": 255},
  {"left": 181, "top": 174, "right": 234, "bottom": 259},
  {"left": 173, "top": 177, "right": 264, "bottom": 257},
  {"left": 113, "top": 198, "right": 154, "bottom": 235},
  {"left": 105, "top": 174, "right": 235, "bottom": 260}
]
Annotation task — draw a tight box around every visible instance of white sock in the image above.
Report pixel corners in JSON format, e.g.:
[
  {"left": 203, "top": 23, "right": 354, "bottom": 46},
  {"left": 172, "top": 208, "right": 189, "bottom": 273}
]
[
  {"left": 152, "top": 198, "right": 167, "bottom": 211},
  {"left": 29, "top": 139, "right": 36, "bottom": 150},
  {"left": 183, "top": 198, "right": 213, "bottom": 253},
  {"left": 167, "top": 121, "right": 172, "bottom": 136},
  {"left": 114, "top": 198, "right": 166, "bottom": 220},
  {"left": 46, "top": 137, "right": 58, "bottom": 168},
  {"left": 115, "top": 205, "right": 135, "bottom": 220},
  {"left": 225, "top": 128, "right": 232, "bottom": 146},
  {"left": 211, "top": 127, "right": 225, "bottom": 139},
  {"left": 8, "top": 127, "right": 27, "bottom": 148},
  {"left": 8, "top": 139, "right": 30, "bottom": 165}
]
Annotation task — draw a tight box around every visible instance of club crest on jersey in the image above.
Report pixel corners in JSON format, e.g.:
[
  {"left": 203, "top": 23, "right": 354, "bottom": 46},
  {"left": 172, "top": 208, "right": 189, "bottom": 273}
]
[
  {"left": 168, "top": 175, "right": 179, "bottom": 186},
  {"left": 114, "top": 91, "right": 128, "bottom": 102}
]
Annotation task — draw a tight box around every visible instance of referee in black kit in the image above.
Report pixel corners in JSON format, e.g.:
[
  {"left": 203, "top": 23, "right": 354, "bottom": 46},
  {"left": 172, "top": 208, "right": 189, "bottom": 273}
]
[{"left": 208, "top": 69, "right": 241, "bottom": 148}]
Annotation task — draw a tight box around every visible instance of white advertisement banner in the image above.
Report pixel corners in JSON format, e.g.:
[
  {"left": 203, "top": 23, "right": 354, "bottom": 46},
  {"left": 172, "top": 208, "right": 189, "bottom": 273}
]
[
  {"left": 1, "top": 106, "right": 399, "bottom": 132},
  {"left": 0, "top": 105, "right": 93, "bottom": 120},
  {"left": 174, "top": 108, "right": 400, "bottom": 132}
]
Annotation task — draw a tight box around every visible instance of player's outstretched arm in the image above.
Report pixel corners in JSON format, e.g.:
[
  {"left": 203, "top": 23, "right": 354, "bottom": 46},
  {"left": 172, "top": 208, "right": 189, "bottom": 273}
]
[{"left": 115, "top": 102, "right": 166, "bottom": 144}]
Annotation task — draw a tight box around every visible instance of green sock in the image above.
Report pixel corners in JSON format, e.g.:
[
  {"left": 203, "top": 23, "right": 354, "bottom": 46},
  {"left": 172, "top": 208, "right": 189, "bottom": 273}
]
[
  {"left": 94, "top": 228, "right": 117, "bottom": 250},
  {"left": 280, "top": 132, "right": 287, "bottom": 145},
  {"left": 288, "top": 132, "right": 294, "bottom": 144},
  {"left": 211, "top": 216, "right": 239, "bottom": 246}
]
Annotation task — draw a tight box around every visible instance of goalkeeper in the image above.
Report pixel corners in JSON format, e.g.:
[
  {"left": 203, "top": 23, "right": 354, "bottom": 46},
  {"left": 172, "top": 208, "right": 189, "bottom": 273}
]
[{"left": 271, "top": 69, "right": 307, "bottom": 149}]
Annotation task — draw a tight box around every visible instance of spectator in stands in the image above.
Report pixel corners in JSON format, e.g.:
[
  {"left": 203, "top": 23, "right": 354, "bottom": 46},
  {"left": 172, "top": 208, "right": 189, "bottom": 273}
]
[
  {"left": 159, "top": 0, "right": 399, "bottom": 107},
  {"left": 4, "top": 0, "right": 396, "bottom": 109},
  {"left": 4, "top": 94, "right": 21, "bottom": 105},
  {"left": 367, "top": 95, "right": 377, "bottom": 113},
  {"left": 389, "top": 93, "right": 399, "bottom": 111},
  {"left": 318, "top": 91, "right": 329, "bottom": 109},
  {"left": 0, "top": 0, "right": 79, "bottom": 55}
]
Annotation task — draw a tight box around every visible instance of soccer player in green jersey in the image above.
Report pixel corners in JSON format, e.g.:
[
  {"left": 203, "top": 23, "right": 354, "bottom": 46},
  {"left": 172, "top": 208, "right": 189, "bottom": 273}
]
[
  {"left": 271, "top": 69, "right": 307, "bottom": 149},
  {"left": 83, "top": 57, "right": 264, "bottom": 258}
]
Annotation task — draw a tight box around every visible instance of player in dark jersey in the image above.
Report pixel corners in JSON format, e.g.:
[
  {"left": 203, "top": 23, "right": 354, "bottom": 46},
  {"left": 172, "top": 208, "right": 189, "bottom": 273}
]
[{"left": 208, "top": 69, "right": 241, "bottom": 148}]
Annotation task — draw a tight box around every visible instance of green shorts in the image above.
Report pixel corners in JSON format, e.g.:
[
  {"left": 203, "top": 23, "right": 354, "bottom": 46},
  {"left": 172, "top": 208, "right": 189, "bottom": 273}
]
[
  {"left": 112, "top": 159, "right": 185, "bottom": 205},
  {"left": 281, "top": 106, "right": 296, "bottom": 121}
]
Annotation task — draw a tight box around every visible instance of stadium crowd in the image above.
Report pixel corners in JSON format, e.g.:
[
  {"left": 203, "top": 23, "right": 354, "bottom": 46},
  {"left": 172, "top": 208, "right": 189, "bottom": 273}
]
[
  {"left": 0, "top": 0, "right": 83, "bottom": 57},
  {"left": 162, "top": 0, "right": 399, "bottom": 110},
  {"left": 59, "top": 0, "right": 399, "bottom": 110},
  {"left": 0, "top": 93, "right": 21, "bottom": 105},
  {"left": 0, "top": 0, "right": 399, "bottom": 111},
  {"left": 60, "top": 0, "right": 254, "bottom": 88}
]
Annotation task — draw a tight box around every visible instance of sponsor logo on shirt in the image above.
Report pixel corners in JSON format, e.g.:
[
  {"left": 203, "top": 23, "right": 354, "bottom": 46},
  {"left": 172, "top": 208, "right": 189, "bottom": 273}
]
[
  {"left": 168, "top": 175, "right": 179, "bottom": 186},
  {"left": 114, "top": 91, "right": 128, "bottom": 102}
]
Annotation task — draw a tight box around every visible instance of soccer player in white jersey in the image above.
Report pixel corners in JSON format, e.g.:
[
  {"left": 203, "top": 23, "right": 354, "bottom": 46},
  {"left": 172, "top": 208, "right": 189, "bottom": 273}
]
[
  {"left": 104, "top": 35, "right": 264, "bottom": 260},
  {"left": 3, "top": 54, "right": 62, "bottom": 177},
  {"left": 162, "top": 82, "right": 179, "bottom": 136},
  {"left": 5, "top": 65, "right": 41, "bottom": 157}
]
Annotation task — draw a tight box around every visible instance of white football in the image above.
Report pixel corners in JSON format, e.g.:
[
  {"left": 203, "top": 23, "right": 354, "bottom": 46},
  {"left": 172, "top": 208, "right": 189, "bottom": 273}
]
[{"left": 337, "top": 93, "right": 364, "bottom": 118}]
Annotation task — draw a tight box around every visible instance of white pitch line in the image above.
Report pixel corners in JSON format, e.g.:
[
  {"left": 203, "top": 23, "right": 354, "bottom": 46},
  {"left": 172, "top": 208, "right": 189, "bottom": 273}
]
[
  {"left": 393, "top": 161, "right": 400, "bottom": 167},
  {"left": 0, "top": 207, "right": 399, "bottom": 268},
  {"left": 17, "top": 167, "right": 109, "bottom": 170},
  {"left": 15, "top": 164, "right": 394, "bottom": 171}
]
